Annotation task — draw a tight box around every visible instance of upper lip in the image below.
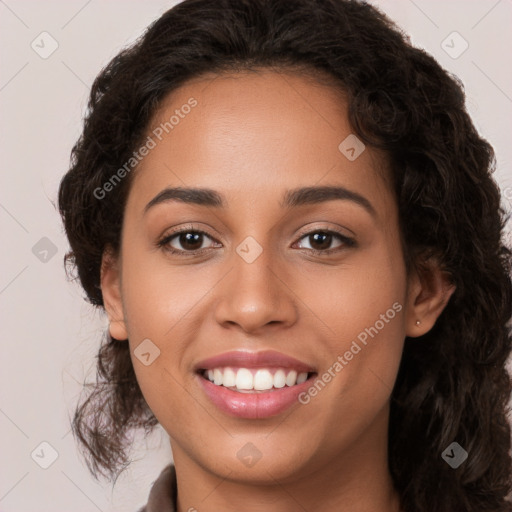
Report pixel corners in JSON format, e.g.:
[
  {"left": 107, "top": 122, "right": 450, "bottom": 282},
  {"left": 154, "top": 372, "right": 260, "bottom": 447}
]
[{"left": 194, "top": 350, "right": 316, "bottom": 373}]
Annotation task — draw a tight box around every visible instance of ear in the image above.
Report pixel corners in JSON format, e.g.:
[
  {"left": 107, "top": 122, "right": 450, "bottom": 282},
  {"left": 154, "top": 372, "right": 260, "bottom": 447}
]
[
  {"left": 405, "top": 257, "right": 456, "bottom": 338},
  {"left": 100, "top": 245, "right": 128, "bottom": 341}
]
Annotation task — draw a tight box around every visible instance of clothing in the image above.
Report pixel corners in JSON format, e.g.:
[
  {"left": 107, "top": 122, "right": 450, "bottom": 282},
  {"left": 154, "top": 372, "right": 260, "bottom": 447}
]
[{"left": 138, "top": 464, "right": 177, "bottom": 512}]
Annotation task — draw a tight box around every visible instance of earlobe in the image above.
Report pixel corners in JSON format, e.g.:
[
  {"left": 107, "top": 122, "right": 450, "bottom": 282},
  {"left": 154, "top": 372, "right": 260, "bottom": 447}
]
[
  {"left": 405, "top": 260, "right": 456, "bottom": 338},
  {"left": 100, "top": 246, "right": 128, "bottom": 341}
]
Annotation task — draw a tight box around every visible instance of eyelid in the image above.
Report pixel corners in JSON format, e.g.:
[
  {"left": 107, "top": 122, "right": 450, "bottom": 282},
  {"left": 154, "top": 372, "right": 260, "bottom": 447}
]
[{"left": 293, "top": 223, "right": 355, "bottom": 243}]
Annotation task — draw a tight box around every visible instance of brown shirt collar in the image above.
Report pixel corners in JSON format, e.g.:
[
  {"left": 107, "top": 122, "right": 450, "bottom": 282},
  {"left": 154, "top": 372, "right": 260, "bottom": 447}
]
[{"left": 139, "top": 464, "right": 177, "bottom": 512}]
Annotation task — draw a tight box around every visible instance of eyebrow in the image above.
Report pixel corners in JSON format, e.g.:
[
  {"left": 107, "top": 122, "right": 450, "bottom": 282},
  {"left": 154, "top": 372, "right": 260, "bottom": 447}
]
[{"left": 144, "top": 185, "right": 376, "bottom": 217}]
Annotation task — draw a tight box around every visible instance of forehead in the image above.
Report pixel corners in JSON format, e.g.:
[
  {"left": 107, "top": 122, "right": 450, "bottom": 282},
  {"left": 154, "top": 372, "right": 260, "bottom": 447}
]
[{"left": 127, "top": 69, "right": 392, "bottom": 216}]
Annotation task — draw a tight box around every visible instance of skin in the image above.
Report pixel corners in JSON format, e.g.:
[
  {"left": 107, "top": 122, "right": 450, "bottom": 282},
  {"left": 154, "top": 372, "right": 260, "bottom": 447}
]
[{"left": 101, "top": 69, "right": 455, "bottom": 512}]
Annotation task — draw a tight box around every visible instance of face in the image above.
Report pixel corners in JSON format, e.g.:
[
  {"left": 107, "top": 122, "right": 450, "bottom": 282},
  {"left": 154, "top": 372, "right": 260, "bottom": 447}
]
[{"left": 102, "top": 69, "right": 450, "bottom": 486}]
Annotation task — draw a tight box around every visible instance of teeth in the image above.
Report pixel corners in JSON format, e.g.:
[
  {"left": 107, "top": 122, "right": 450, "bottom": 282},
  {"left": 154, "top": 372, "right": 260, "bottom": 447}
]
[
  {"left": 203, "top": 367, "right": 310, "bottom": 391},
  {"left": 235, "top": 368, "right": 253, "bottom": 390},
  {"left": 297, "top": 372, "right": 308, "bottom": 384},
  {"left": 213, "top": 368, "right": 223, "bottom": 385},
  {"left": 223, "top": 367, "right": 236, "bottom": 387},
  {"left": 254, "top": 369, "right": 274, "bottom": 390},
  {"left": 273, "top": 369, "right": 286, "bottom": 388},
  {"left": 285, "top": 370, "right": 297, "bottom": 386}
]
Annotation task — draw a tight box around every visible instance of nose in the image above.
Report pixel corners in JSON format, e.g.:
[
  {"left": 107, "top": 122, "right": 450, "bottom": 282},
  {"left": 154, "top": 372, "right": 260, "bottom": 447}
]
[{"left": 213, "top": 246, "right": 298, "bottom": 335}]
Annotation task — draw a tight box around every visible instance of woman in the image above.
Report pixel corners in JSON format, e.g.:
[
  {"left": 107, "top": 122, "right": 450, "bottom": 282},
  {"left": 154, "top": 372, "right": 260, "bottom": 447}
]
[{"left": 58, "top": 0, "right": 512, "bottom": 510}]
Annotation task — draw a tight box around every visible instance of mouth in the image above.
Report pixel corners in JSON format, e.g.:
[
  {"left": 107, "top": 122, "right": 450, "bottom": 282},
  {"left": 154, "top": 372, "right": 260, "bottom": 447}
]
[{"left": 194, "top": 350, "right": 317, "bottom": 419}]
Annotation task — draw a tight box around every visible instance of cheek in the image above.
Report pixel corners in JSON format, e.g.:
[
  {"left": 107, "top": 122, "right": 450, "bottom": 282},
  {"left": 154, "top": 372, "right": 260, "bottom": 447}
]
[
  {"left": 297, "top": 238, "right": 407, "bottom": 414},
  {"left": 121, "top": 245, "right": 212, "bottom": 344},
  {"left": 297, "top": 236, "right": 407, "bottom": 347},
  {"left": 118, "top": 244, "right": 210, "bottom": 406}
]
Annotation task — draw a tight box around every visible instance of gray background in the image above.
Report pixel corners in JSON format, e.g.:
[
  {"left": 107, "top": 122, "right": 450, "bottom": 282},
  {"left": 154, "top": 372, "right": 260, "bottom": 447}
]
[{"left": 1, "top": 1, "right": 511, "bottom": 511}]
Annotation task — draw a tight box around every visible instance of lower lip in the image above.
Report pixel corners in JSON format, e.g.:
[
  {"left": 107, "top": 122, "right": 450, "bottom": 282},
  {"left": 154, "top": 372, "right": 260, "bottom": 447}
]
[{"left": 197, "top": 373, "right": 316, "bottom": 419}]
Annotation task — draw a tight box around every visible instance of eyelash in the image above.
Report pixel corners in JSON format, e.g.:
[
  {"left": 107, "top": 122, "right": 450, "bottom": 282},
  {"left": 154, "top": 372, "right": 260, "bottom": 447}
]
[{"left": 157, "top": 225, "right": 356, "bottom": 257}]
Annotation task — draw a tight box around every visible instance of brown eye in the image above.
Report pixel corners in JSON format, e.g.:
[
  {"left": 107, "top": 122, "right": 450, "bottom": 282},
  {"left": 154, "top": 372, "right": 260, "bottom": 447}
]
[
  {"left": 307, "top": 232, "right": 334, "bottom": 251},
  {"left": 158, "top": 229, "right": 218, "bottom": 254},
  {"left": 295, "top": 230, "right": 354, "bottom": 254},
  {"left": 176, "top": 232, "right": 205, "bottom": 251}
]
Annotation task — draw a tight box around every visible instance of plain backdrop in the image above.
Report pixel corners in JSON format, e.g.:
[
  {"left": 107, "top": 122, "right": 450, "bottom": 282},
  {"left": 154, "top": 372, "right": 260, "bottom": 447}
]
[{"left": 1, "top": 1, "right": 511, "bottom": 511}]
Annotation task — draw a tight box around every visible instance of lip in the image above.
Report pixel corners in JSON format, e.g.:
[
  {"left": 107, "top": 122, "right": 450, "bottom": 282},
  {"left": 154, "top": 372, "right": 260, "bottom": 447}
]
[
  {"left": 197, "top": 372, "right": 316, "bottom": 419},
  {"left": 194, "top": 350, "right": 316, "bottom": 373},
  {"left": 194, "top": 350, "right": 317, "bottom": 419}
]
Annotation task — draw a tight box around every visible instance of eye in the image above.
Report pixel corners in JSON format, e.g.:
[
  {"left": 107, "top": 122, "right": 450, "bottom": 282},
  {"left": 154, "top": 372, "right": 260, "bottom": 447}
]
[
  {"left": 158, "top": 228, "right": 220, "bottom": 254},
  {"left": 293, "top": 230, "right": 355, "bottom": 255},
  {"left": 158, "top": 226, "right": 355, "bottom": 256}
]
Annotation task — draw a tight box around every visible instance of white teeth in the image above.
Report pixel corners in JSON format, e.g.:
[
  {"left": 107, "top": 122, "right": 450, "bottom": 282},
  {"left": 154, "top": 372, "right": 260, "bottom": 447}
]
[
  {"left": 223, "top": 367, "right": 236, "bottom": 387},
  {"left": 254, "top": 369, "right": 274, "bottom": 390},
  {"left": 273, "top": 369, "right": 286, "bottom": 388},
  {"left": 213, "top": 368, "right": 223, "bottom": 385},
  {"left": 235, "top": 368, "right": 253, "bottom": 390},
  {"left": 285, "top": 370, "right": 297, "bottom": 386},
  {"left": 203, "top": 367, "right": 311, "bottom": 391},
  {"left": 296, "top": 372, "right": 308, "bottom": 384}
]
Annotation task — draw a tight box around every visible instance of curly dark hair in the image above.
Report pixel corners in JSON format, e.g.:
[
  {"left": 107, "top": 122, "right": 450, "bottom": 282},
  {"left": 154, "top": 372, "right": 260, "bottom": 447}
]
[{"left": 57, "top": 0, "right": 512, "bottom": 510}]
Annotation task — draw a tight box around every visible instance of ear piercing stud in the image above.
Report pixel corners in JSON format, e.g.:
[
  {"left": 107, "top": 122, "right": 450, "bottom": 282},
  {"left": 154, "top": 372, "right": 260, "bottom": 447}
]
[{"left": 415, "top": 320, "right": 421, "bottom": 326}]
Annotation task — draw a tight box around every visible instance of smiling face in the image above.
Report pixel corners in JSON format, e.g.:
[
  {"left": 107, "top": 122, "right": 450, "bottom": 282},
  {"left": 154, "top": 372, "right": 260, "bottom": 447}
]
[{"left": 101, "top": 69, "right": 452, "bottom": 505}]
